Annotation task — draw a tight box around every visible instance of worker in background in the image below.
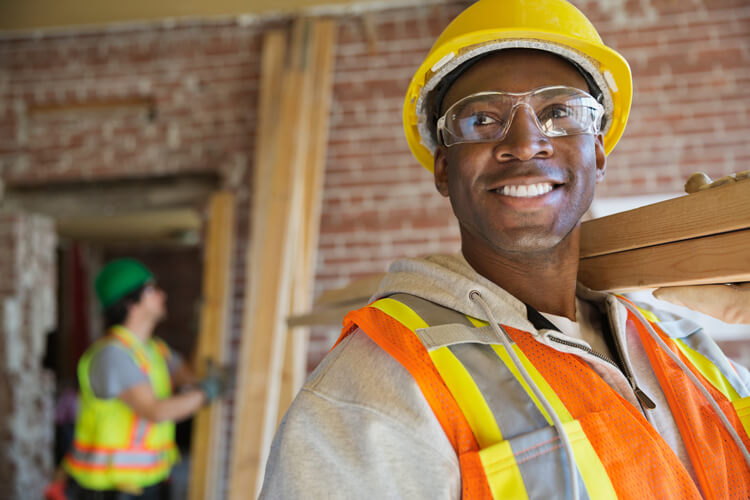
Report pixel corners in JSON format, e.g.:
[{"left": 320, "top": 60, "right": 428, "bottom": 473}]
[
  {"left": 261, "top": 0, "right": 750, "bottom": 498},
  {"left": 63, "top": 258, "right": 227, "bottom": 500}
]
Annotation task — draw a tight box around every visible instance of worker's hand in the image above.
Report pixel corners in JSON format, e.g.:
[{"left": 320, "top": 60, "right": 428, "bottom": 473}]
[
  {"left": 197, "top": 360, "right": 231, "bottom": 404},
  {"left": 653, "top": 283, "right": 750, "bottom": 324}
]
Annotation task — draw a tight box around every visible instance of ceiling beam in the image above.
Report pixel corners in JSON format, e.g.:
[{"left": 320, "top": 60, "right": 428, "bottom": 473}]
[{"left": 2, "top": 174, "right": 218, "bottom": 218}]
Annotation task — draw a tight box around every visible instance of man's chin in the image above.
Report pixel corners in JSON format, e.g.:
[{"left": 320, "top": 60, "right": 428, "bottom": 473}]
[{"left": 494, "top": 230, "right": 567, "bottom": 254}]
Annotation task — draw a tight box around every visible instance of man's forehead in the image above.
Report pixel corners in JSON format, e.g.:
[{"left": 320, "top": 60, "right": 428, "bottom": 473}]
[{"left": 440, "top": 49, "right": 590, "bottom": 111}]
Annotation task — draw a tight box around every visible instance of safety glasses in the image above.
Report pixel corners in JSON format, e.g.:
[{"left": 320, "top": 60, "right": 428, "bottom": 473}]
[{"left": 437, "top": 85, "right": 604, "bottom": 147}]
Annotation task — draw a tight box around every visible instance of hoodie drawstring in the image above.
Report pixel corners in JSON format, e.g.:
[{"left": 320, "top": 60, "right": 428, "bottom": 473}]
[
  {"left": 469, "top": 290, "right": 580, "bottom": 500},
  {"left": 620, "top": 299, "right": 750, "bottom": 469}
]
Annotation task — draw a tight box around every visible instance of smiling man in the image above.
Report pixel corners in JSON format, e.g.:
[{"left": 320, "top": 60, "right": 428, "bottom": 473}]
[{"left": 261, "top": 1, "right": 750, "bottom": 498}]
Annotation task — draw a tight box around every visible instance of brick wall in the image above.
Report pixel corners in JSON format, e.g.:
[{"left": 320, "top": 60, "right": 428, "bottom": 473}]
[
  {"left": 2, "top": 0, "right": 748, "bottom": 374},
  {"left": 0, "top": 213, "right": 56, "bottom": 500},
  {"left": 1, "top": 0, "right": 749, "bottom": 496}
]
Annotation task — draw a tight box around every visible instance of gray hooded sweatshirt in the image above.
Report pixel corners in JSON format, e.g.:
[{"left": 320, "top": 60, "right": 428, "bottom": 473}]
[{"left": 260, "top": 253, "right": 748, "bottom": 499}]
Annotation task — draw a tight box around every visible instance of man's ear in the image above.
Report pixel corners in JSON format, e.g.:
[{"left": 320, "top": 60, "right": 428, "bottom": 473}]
[
  {"left": 594, "top": 133, "right": 607, "bottom": 183},
  {"left": 434, "top": 147, "right": 450, "bottom": 197}
]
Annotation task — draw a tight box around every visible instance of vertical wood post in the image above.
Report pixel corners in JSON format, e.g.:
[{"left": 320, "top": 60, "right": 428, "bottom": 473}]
[{"left": 188, "top": 191, "right": 236, "bottom": 500}]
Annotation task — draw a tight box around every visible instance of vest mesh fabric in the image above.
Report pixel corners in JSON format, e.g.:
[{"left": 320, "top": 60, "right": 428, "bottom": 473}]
[
  {"left": 629, "top": 317, "right": 750, "bottom": 499},
  {"left": 505, "top": 324, "right": 701, "bottom": 499}
]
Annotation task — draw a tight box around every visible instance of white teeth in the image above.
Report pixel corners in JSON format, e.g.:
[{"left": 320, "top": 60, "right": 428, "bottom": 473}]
[{"left": 499, "top": 183, "right": 554, "bottom": 198}]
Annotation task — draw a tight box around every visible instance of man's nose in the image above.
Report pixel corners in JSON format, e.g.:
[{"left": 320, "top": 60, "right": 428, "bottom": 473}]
[{"left": 493, "top": 105, "right": 553, "bottom": 162}]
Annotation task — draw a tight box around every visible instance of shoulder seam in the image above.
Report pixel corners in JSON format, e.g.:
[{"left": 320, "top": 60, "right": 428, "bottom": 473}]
[{"left": 298, "top": 386, "right": 458, "bottom": 469}]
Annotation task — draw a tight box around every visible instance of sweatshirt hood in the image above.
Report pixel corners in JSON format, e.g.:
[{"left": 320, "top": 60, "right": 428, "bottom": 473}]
[
  {"left": 372, "top": 253, "right": 614, "bottom": 335},
  {"left": 373, "top": 253, "right": 536, "bottom": 333}
]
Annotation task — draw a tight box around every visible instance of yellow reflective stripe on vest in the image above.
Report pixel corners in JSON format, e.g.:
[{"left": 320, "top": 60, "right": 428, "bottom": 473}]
[
  {"left": 466, "top": 315, "right": 563, "bottom": 428},
  {"left": 564, "top": 420, "right": 617, "bottom": 499},
  {"left": 478, "top": 440, "right": 530, "bottom": 500},
  {"left": 491, "top": 344, "right": 572, "bottom": 423},
  {"left": 673, "top": 338, "right": 741, "bottom": 402},
  {"left": 491, "top": 345, "right": 615, "bottom": 498},
  {"left": 372, "top": 298, "right": 504, "bottom": 447},
  {"left": 370, "top": 298, "right": 429, "bottom": 331},
  {"left": 732, "top": 397, "right": 750, "bottom": 440},
  {"left": 429, "top": 346, "right": 504, "bottom": 447},
  {"left": 630, "top": 303, "right": 744, "bottom": 403}
]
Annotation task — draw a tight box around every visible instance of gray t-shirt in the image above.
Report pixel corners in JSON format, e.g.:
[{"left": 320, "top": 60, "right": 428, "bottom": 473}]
[{"left": 88, "top": 341, "right": 182, "bottom": 399}]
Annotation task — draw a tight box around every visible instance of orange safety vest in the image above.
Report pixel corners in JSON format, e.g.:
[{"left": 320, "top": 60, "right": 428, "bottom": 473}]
[{"left": 336, "top": 293, "right": 750, "bottom": 499}]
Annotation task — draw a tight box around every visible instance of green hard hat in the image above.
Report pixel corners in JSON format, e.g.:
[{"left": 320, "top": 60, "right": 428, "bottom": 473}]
[{"left": 95, "top": 258, "right": 154, "bottom": 309}]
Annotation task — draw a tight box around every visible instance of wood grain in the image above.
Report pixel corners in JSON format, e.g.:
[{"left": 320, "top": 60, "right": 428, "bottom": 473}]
[
  {"left": 188, "top": 191, "right": 235, "bottom": 500},
  {"left": 580, "top": 180, "right": 750, "bottom": 258},
  {"left": 229, "top": 19, "right": 338, "bottom": 499},
  {"left": 578, "top": 229, "right": 750, "bottom": 291},
  {"left": 278, "top": 19, "right": 337, "bottom": 426}
]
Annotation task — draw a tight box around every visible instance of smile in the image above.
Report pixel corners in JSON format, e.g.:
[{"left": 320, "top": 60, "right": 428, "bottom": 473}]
[{"left": 494, "top": 182, "right": 556, "bottom": 198}]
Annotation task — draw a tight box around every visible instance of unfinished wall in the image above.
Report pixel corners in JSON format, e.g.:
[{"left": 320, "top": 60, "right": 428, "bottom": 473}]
[
  {"left": 0, "top": 213, "right": 56, "bottom": 500},
  {"left": 2, "top": 0, "right": 748, "bottom": 373}
]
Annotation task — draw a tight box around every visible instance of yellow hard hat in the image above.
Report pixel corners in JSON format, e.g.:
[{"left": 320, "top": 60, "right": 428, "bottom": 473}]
[{"left": 403, "top": 0, "right": 632, "bottom": 171}]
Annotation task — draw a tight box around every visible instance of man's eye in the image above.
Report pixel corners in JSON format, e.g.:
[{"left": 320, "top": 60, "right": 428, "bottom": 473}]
[
  {"left": 470, "top": 112, "right": 500, "bottom": 127},
  {"left": 542, "top": 105, "right": 573, "bottom": 119}
]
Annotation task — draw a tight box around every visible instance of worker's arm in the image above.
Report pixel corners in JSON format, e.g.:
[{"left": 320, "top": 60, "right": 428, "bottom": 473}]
[
  {"left": 653, "top": 283, "right": 750, "bottom": 324},
  {"left": 170, "top": 358, "right": 197, "bottom": 389},
  {"left": 260, "top": 329, "right": 459, "bottom": 499},
  {"left": 118, "top": 382, "right": 206, "bottom": 423}
]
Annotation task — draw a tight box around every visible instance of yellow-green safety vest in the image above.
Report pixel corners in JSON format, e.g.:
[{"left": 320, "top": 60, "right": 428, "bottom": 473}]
[{"left": 64, "top": 326, "right": 179, "bottom": 491}]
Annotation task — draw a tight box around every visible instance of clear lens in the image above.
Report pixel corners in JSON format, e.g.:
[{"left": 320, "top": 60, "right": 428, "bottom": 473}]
[{"left": 438, "top": 86, "right": 603, "bottom": 146}]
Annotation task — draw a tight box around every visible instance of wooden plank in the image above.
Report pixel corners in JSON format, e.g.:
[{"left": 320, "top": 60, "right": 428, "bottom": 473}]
[
  {"left": 229, "top": 20, "right": 314, "bottom": 500},
  {"left": 4, "top": 173, "right": 218, "bottom": 217},
  {"left": 27, "top": 97, "right": 155, "bottom": 115},
  {"left": 277, "top": 18, "right": 338, "bottom": 423},
  {"left": 287, "top": 302, "right": 366, "bottom": 328},
  {"left": 314, "top": 273, "right": 385, "bottom": 307},
  {"left": 578, "top": 229, "right": 750, "bottom": 291},
  {"left": 55, "top": 208, "right": 201, "bottom": 242},
  {"left": 580, "top": 180, "right": 750, "bottom": 258},
  {"left": 188, "top": 191, "right": 235, "bottom": 500}
]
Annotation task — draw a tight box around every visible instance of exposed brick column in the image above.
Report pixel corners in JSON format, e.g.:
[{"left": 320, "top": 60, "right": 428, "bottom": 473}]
[{"left": 0, "top": 213, "right": 57, "bottom": 500}]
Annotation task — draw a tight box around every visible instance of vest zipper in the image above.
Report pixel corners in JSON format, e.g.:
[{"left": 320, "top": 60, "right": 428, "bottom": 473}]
[{"left": 547, "top": 334, "right": 657, "bottom": 410}]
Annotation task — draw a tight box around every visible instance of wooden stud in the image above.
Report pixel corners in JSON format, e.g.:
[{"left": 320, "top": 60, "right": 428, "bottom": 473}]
[
  {"left": 578, "top": 229, "right": 750, "bottom": 291},
  {"left": 188, "top": 191, "right": 236, "bottom": 500},
  {"left": 277, "top": 18, "right": 338, "bottom": 424},
  {"left": 229, "top": 19, "right": 317, "bottom": 499},
  {"left": 580, "top": 180, "right": 750, "bottom": 258}
]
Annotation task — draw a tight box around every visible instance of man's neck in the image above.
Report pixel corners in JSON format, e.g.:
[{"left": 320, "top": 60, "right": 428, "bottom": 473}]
[
  {"left": 121, "top": 315, "right": 155, "bottom": 343},
  {"left": 461, "top": 229, "right": 581, "bottom": 320}
]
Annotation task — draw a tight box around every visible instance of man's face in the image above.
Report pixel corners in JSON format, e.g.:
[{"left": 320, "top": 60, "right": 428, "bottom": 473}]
[
  {"left": 434, "top": 50, "right": 606, "bottom": 255},
  {"left": 136, "top": 283, "right": 167, "bottom": 322}
]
